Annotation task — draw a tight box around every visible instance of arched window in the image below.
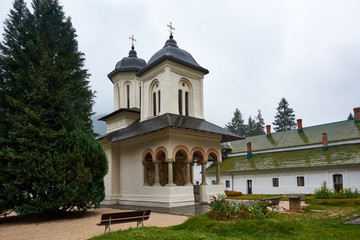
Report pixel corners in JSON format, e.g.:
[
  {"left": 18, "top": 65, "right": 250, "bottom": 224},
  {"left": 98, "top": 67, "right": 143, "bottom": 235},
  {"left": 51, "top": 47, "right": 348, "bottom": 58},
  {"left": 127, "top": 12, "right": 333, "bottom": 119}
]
[
  {"left": 153, "top": 92, "right": 157, "bottom": 116},
  {"left": 139, "top": 86, "right": 141, "bottom": 108},
  {"left": 158, "top": 90, "right": 161, "bottom": 113},
  {"left": 185, "top": 91, "right": 189, "bottom": 116},
  {"left": 178, "top": 90, "right": 182, "bottom": 115},
  {"left": 126, "top": 85, "right": 130, "bottom": 108}
]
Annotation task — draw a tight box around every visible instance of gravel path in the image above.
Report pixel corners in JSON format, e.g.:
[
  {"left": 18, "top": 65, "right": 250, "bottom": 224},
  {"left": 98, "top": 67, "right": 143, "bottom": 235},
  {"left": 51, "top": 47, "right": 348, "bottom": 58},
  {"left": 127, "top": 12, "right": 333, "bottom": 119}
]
[{"left": 0, "top": 208, "right": 188, "bottom": 240}]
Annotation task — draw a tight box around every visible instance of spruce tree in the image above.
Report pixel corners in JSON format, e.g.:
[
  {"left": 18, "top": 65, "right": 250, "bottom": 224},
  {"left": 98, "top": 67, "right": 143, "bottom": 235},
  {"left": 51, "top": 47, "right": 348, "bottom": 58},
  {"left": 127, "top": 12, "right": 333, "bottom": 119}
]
[
  {"left": 273, "top": 97, "right": 296, "bottom": 132},
  {"left": 347, "top": 113, "right": 354, "bottom": 120},
  {"left": 245, "top": 116, "right": 257, "bottom": 137},
  {"left": 0, "top": 0, "right": 107, "bottom": 215},
  {"left": 225, "top": 108, "right": 246, "bottom": 136},
  {"left": 253, "top": 109, "right": 265, "bottom": 135}
]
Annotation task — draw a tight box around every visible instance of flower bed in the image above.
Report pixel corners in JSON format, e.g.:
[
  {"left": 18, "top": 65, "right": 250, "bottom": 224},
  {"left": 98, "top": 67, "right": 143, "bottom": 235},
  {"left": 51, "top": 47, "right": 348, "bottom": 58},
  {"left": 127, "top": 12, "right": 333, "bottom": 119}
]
[
  {"left": 208, "top": 194, "right": 271, "bottom": 221},
  {"left": 225, "top": 190, "right": 243, "bottom": 197}
]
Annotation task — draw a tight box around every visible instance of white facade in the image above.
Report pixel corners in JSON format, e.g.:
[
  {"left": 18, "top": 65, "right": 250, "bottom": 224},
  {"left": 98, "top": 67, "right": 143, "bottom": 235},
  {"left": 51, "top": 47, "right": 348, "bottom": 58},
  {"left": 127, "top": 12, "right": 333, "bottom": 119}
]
[{"left": 207, "top": 167, "right": 360, "bottom": 194}]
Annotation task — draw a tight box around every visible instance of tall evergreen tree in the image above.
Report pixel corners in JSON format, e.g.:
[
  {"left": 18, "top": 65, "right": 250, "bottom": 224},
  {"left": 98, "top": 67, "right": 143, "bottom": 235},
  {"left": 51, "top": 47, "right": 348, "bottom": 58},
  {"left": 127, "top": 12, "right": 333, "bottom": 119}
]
[
  {"left": 347, "top": 113, "right": 354, "bottom": 120},
  {"left": 225, "top": 108, "right": 246, "bottom": 136},
  {"left": 0, "top": 0, "right": 107, "bottom": 216},
  {"left": 245, "top": 116, "right": 257, "bottom": 137},
  {"left": 273, "top": 97, "right": 296, "bottom": 132},
  {"left": 253, "top": 109, "right": 265, "bottom": 135}
]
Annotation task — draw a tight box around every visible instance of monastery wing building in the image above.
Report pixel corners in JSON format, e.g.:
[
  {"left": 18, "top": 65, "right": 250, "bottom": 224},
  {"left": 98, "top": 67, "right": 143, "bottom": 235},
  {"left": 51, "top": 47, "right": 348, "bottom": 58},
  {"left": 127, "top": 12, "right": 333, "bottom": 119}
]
[
  {"left": 207, "top": 108, "right": 360, "bottom": 195},
  {"left": 99, "top": 29, "right": 242, "bottom": 207}
]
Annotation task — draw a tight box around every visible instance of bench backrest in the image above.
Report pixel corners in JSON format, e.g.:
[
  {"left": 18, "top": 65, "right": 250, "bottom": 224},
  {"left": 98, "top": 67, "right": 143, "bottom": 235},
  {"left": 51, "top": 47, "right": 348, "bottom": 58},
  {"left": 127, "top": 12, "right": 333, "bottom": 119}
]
[{"left": 99, "top": 210, "right": 151, "bottom": 225}]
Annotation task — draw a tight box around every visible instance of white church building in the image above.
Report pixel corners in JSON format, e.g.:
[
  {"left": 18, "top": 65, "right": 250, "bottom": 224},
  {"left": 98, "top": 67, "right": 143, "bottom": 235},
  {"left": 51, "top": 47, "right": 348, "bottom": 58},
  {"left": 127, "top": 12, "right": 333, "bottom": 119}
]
[{"left": 99, "top": 26, "right": 241, "bottom": 207}]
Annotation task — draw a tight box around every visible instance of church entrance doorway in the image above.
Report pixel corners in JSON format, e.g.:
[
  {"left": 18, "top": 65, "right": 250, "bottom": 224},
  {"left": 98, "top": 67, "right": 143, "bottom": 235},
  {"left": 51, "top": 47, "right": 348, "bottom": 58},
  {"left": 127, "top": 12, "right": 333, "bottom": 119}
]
[{"left": 333, "top": 174, "right": 343, "bottom": 192}]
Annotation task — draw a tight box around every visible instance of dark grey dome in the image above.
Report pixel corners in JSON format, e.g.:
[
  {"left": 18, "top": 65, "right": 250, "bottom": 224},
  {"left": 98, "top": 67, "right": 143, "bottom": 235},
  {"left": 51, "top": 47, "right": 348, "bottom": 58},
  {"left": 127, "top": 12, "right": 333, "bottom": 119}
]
[
  {"left": 108, "top": 47, "right": 146, "bottom": 80},
  {"left": 136, "top": 35, "right": 209, "bottom": 76}
]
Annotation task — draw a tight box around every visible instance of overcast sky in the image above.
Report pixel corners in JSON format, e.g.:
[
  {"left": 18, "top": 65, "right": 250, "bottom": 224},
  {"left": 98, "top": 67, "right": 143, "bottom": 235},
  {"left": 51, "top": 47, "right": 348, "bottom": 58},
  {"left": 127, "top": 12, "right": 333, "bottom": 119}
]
[{"left": 1, "top": 0, "right": 359, "bottom": 130}]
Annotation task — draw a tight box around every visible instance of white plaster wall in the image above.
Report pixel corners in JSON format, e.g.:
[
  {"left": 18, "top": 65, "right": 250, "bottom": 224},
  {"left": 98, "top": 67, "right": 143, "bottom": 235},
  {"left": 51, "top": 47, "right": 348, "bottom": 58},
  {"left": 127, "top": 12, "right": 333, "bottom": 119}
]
[
  {"left": 110, "top": 72, "right": 141, "bottom": 110},
  {"left": 102, "top": 128, "right": 223, "bottom": 206},
  {"left": 139, "top": 61, "right": 205, "bottom": 122},
  {"left": 207, "top": 167, "right": 360, "bottom": 194}
]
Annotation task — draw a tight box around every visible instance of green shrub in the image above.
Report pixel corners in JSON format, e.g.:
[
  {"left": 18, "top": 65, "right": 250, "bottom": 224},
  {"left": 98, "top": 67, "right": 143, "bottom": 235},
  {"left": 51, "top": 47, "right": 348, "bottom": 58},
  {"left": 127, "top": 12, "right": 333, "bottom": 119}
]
[
  {"left": 313, "top": 181, "right": 360, "bottom": 199},
  {"left": 208, "top": 194, "right": 271, "bottom": 221}
]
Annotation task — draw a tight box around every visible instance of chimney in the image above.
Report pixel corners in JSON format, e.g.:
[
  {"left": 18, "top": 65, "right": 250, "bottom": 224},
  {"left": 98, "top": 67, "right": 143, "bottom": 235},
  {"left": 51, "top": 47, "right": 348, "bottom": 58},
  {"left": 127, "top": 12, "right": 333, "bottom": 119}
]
[
  {"left": 247, "top": 141, "right": 253, "bottom": 159},
  {"left": 266, "top": 125, "right": 271, "bottom": 138},
  {"left": 322, "top": 133, "right": 328, "bottom": 152},
  {"left": 354, "top": 107, "right": 360, "bottom": 124},
  {"left": 297, "top": 119, "right": 303, "bottom": 133}
]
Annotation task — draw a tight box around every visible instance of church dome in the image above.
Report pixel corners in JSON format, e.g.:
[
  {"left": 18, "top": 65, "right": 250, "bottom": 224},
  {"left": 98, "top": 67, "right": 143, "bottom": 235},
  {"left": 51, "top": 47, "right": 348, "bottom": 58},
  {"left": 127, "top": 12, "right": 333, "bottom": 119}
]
[
  {"left": 136, "top": 35, "right": 209, "bottom": 76},
  {"left": 108, "top": 47, "right": 146, "bottom": 80}
]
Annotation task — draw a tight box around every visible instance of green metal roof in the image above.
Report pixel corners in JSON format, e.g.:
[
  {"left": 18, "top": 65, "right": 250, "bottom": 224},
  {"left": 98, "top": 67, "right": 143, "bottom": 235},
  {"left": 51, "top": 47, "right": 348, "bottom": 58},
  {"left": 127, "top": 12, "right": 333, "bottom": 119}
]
[
  {"left": 208, "top": 143, "right": 360, "bottom": 173},
  {"left": 227, "top": 120, "right": 360, "bottom": 154}
]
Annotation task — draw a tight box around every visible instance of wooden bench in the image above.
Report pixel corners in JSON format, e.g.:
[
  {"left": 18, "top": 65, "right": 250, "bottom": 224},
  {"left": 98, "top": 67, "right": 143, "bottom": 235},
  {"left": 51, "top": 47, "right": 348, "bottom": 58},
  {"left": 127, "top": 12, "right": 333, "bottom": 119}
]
[
  {"left": 261, "top": 196, "right": 282, "bottom": 209},
  {"left": 97, "top": 210, "right": 151, "bottom": 233}
]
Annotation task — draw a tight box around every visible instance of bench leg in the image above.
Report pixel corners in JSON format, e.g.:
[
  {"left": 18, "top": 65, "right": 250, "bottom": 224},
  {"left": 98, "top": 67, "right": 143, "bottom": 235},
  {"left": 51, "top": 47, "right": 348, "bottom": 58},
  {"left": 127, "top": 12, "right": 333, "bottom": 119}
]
[{"left": 105, "top": 217, "right": 112, "bottom": 233}]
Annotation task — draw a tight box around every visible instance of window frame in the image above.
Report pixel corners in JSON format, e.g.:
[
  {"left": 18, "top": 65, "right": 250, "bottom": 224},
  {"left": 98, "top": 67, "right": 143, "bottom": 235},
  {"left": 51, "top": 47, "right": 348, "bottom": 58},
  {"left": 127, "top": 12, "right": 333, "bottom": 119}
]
[
  {"left": 272, "top": 177, "right": 279, "bottom": 187},
  {"left": 297, "top": 176, "right": 305, "bottom": 187}
]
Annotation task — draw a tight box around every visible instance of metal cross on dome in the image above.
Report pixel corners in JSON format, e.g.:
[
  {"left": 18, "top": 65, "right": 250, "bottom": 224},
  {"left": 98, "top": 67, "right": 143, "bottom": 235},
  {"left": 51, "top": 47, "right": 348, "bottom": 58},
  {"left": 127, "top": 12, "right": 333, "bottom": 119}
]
[
  {"left": 167, "top": 22, "right": 175, "bottom": 35},
  {"left": 129, "top": 34, "right": 136, "bottom": 47}
]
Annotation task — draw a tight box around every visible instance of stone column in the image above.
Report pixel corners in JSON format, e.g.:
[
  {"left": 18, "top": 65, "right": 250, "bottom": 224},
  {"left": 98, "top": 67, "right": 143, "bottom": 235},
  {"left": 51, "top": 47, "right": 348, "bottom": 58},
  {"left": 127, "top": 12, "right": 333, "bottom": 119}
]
[
  {"left": 185, "top": 159, "right": 192, "bottom": 186},
  {"left": 165, "top": 158, "right": 175, "bottom": 186},
  {"left": 201, "top": 159, "right": 208, "bottom": 185},
  {"left": 190, "top": 162, "right": 194, "bottom": 185},
  {"left": 215, "top": 160, "right": 222, "bottom": 185},
  {"left": 142, "top": 160, "right": 149, "bottom": 186},
  {"left": 153, "top": 159, "right": 160, "bottom": 186}
]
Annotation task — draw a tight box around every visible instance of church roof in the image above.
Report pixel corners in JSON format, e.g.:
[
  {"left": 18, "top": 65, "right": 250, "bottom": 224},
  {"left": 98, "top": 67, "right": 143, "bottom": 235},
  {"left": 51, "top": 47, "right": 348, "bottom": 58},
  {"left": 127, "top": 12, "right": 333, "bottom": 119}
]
[
  {"left": 228, "top": 120, "right": 360, "bottom": 154},
  {"left": 136, "top": 35, "right": 209, "bottom": 76},
  {"left": 108, "top": 47, "right": 146, "bottom": 80},
  {"left": 100, "top": 113, "right": 243, "bottom": 143},
  {"left": 98, "top": 108, "right": 140, "bottom": 121}
]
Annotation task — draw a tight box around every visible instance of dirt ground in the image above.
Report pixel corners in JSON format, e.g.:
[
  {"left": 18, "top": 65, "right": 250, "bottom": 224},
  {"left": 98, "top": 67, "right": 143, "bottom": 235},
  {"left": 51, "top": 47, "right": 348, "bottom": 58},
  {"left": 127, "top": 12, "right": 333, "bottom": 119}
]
[{"left": 0, "top": 208, "right": 189, "bottom": 240}]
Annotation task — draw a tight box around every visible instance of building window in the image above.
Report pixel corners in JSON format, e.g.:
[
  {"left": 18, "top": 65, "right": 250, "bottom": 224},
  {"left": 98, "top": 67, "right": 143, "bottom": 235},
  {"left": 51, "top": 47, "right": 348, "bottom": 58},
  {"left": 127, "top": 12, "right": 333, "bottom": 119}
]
[
  {"left": 158, "top": 90, "right": 161, "bottom": 113},
  {"left": 272, "top": 178, "right": 279, "bottom": 187},
  {"left": 139, "top": 86, "right": 141, "bottom": 108},
  {"left": 225, "top": 180, "right": 230, "bottom": 188},
  {"left": 178, "top": 89, "right": 182, "bottom": 115},
  {"left": 153, "top": 92, "right": 156, "bottom": 116},
  {"left": 297, "top": 176, "right": 304, "bottom": 186},
  {"left": 211, "top": 180, "right": 216, "bottom": 185},
  {"left": 195, "top": 181, "right": 199, "bottom": 185},
  {"left": 185, "top": 91, "right": 189, "bottom": 116},
  {"left": 126, "top": 85, "right": 130, "bottom": 108}
]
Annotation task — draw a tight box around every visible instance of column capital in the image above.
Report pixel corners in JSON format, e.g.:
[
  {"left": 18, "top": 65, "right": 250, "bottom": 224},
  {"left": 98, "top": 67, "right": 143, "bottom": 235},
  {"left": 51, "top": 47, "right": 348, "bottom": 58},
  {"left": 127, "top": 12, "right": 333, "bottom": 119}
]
[
  {"left": 202, "top": 159, "right": 208, "bottom": 164},
  {"left": 165, "top": 158, "right": 175, "bottom": 163},
  {"left": 152, "top": 159, "right": 160, "bottom": 164}
]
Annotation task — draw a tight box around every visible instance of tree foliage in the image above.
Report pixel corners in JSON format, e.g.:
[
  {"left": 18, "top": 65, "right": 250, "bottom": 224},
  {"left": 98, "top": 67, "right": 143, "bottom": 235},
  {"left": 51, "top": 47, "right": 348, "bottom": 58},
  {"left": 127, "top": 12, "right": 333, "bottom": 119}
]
[
  {"left": 347, "top": 113, "right": 354, "bottom": 120},
  {"left": 273, "top": 97, "right": 296, "bottom": 132},
  {"left": 0, "top": 0, "right": 107, "bottom": 216},
  {"left": 225, "top": 108, "right": 246, "bottom": 136},
  {"left": 226, "top": 109, "right": 265, "bottom": 137}
]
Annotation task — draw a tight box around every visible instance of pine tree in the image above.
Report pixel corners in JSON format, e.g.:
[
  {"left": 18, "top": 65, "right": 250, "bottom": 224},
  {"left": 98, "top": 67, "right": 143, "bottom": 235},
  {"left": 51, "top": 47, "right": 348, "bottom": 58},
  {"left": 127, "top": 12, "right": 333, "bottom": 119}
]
[
  {"left": 0, "top": 0, "right": 107, "bottom": 215},
  {"left": 273, "top": 97, "right": 296, "bottom": 132},
  {"left": 245, "top": 116, "right": 257, "bottom": 137},
  {"left": 347, "top": 113, "right": 354, "bottom": 120},
  {"left": 253, "top": 109, "right": 265, "bottom": 135},
  {"left": 225, "top": 108, "right": 246, "bottom": 136}
]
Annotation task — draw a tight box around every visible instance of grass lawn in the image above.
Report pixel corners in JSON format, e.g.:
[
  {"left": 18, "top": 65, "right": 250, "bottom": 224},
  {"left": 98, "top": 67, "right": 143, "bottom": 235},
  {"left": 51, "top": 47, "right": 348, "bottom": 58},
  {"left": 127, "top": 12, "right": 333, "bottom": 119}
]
[{"left": 90, "top": 200, "right": 360, "bottom": 240}]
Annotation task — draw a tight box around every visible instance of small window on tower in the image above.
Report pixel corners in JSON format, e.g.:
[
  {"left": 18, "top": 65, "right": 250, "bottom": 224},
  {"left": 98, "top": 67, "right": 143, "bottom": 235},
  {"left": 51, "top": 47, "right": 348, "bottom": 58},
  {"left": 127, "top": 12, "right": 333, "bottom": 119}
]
[
  {"left": 158, "top": 90, "right": 161, "bottom": 113},
  {"left": 127, "top": 85, "right": 130, "bottom": 108},
  {"left": 178, "top": 89, "right": 182, "bottom": 115},
  {"left": 153, "top": 92, "right": 157, "bottom": 116},
  {"left": 185, "top": 91, "right": 189, "bottom": 116}
]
